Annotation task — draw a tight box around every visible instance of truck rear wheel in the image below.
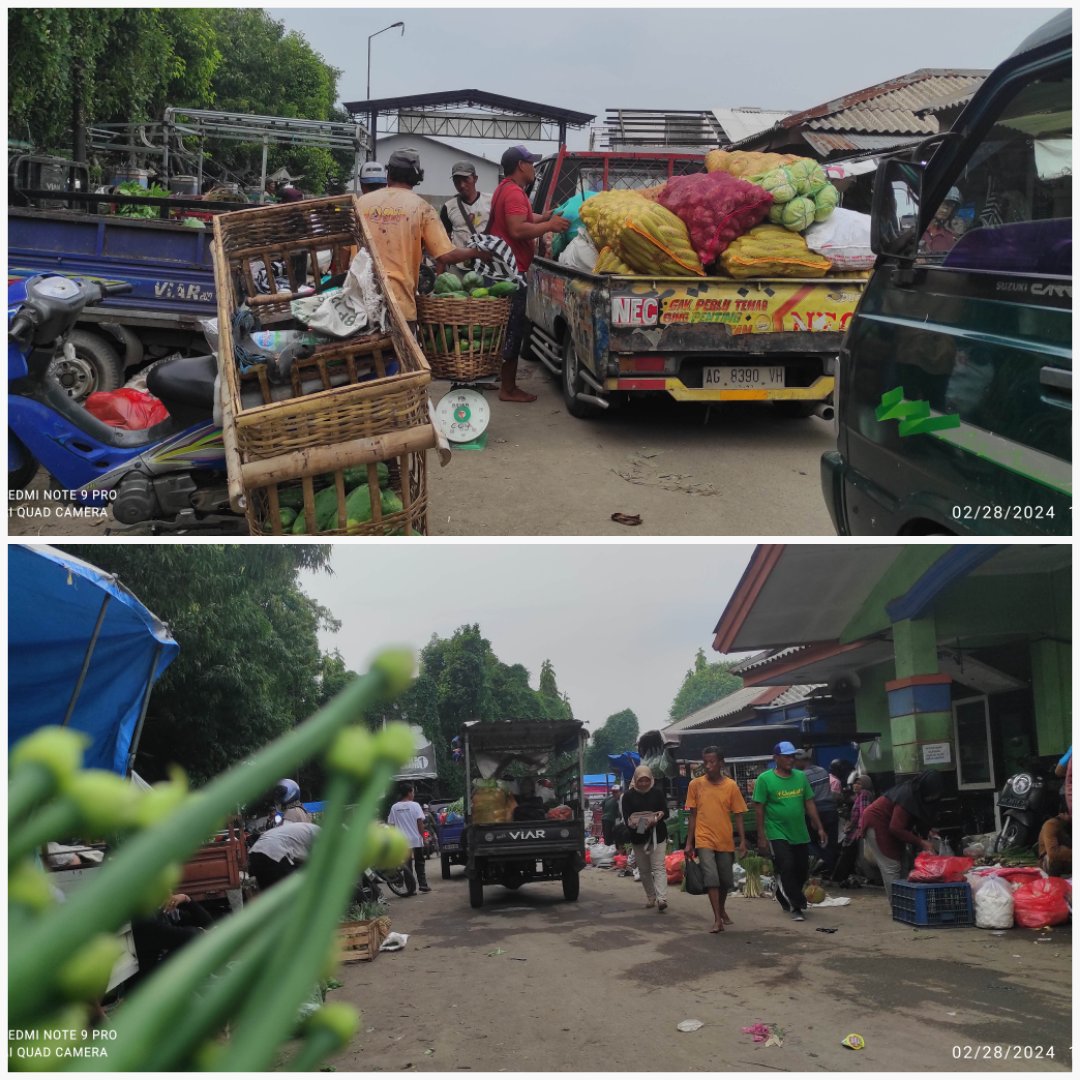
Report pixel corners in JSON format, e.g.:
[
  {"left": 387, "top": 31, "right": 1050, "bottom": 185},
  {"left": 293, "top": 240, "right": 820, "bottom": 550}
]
[
  {"left": 469, "top": 875, "right": 484, "bottom": 909},
  {"left": 562, "top": 865, "right": 580, "bottom": 901},
  {"left": 54, "top": 330, "right": 125, "bottom": 403},
  {"left": 561, "top": 337, "right": 603, "bottom": 419}
]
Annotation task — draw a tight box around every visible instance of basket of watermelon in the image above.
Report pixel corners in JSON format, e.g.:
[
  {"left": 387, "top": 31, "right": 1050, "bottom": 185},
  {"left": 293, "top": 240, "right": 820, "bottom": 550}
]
[{"left": 416, "top": 270, "right": 516, "bottom": 381}]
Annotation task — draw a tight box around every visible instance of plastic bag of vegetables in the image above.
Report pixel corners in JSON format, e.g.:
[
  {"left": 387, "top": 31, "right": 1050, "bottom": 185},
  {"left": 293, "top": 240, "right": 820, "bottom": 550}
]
[{"left": 656, "top": 172, "right": 773, "bottom": 268}]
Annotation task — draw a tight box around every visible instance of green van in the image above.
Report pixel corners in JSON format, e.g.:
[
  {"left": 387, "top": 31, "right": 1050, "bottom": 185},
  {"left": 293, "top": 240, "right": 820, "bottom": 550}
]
[{"left": 822, "top": 11, "right": 1071, "bottom": 535}]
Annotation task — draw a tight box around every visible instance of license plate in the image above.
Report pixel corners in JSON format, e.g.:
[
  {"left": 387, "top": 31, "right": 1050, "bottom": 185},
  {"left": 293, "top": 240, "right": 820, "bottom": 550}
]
[{"left": 703, "top": 366, "right": 786, "bottom": 389}]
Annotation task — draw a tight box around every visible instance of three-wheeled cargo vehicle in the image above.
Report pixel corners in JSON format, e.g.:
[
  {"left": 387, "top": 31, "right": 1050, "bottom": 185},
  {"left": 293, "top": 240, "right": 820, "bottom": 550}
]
[{"left": 461, "top": 718, "right": 588, "bottom": 908}]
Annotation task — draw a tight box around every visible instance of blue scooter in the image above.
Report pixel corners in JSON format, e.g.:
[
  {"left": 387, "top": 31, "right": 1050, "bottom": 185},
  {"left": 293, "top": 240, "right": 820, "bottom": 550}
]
[{"left": 9, "top": 274, "right": 243, "bottom": 532}]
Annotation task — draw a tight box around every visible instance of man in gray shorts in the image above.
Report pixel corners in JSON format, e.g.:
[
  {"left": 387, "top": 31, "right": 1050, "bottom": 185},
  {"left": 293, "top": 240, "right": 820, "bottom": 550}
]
[{"left": 684, "top": 747, "right": 748, "bottom": 933}]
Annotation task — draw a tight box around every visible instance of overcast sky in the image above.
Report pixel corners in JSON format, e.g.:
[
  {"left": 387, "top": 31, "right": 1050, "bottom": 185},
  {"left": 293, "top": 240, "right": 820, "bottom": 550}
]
[
  {"left": 298, "top": 543, "right": 754, "bottom": 733},
  {"left": 275, "top": 5, "right": 1061, "bottom": 162}
]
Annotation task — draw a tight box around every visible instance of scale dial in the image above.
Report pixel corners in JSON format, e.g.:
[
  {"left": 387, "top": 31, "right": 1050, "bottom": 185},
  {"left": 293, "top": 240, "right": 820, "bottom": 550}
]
[{"left": 434, "top": 388, "right": 491, "bottom": 443}]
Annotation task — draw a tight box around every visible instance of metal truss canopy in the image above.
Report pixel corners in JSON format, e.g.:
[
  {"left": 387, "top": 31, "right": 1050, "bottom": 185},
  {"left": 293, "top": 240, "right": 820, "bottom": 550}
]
[{"left": 396, "top": 111, "right": 545, "bottom": 142}]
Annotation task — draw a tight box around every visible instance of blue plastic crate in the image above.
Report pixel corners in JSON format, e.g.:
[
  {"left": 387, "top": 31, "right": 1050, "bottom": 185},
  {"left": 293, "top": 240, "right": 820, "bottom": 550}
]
[{"left": 891, "top": 881, "right": 974, "bottom": 926}]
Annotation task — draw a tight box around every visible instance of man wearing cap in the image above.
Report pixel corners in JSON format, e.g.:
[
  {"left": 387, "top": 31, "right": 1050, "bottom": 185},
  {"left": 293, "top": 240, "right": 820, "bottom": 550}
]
[
  {"left": 440, "top": 161, "right": 492, "bottom": 249},
  {"left": 487, "top": 145, "right": 569, "bottom": 403},
  {"left": 358, "top": 161, "right": 388, "bottom": 195},
  {"left": 684, "top": 746, "right": 747, "bottom": 933},
  {"left": 752, "top": 742, "right": 828, "bottom": 923},
  {"left": 357, "top": 148, "right": 492, "bottom": 325}
]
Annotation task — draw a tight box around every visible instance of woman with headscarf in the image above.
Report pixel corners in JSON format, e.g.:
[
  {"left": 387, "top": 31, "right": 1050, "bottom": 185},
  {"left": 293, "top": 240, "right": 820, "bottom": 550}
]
[
  {"left": 620, "top": 765, "right": 670, "bottom": 912},
  {"left": 858, "top": 771, "right": 944, "bottom": 903},
  {"left": 830, "top": 774, "right": 875, "bottom": 885}
]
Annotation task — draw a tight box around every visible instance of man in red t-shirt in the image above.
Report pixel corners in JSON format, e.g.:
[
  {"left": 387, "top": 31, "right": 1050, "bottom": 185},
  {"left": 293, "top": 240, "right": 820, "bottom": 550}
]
[{"left": 487, "top": 145, "right": 569, "bottom": 402}]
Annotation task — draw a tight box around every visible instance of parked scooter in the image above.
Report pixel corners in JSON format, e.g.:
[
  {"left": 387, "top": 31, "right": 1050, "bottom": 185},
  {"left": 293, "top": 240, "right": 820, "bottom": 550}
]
[
  {"left": 993, "top": 763, "right": 1059, "bottom": 852},
  {"left": 8, "top": 273, "right": 242, "bottom": 533}
]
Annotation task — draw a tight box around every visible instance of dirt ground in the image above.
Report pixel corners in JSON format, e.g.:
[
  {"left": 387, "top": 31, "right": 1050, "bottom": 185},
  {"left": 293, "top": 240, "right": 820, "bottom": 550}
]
[
  {"left": 7, "top": 359, "right": 836, "bottom": 539},
  {"left": 326, "top": 862, "right": 1072, "bottom": 1074}
]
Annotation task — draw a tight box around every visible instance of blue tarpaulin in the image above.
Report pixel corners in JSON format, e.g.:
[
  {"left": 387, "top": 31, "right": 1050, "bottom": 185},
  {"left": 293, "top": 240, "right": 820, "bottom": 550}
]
[
  {"left": 9, "top": 545, "right": 179, "bottom": 775},
  {"left": 607, "top": 752, "right": 641, "bottom": 784}
]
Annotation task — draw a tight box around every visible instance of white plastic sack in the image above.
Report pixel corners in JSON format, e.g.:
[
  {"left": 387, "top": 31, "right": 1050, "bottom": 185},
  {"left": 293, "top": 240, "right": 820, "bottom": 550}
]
[
  {"left": 296, "top": 249, "right": 387, "bottom": 338},
  {"left": 591, "top": 843, "right": 616, "bottom": 866},
  {"left": 804, "top": 208, "right": 875, "bottom": 270},
  {"left": 380, "top": 932, "right": 409, "bottom": 952},
  {"left": 974, "top": 875, "right": 1015, "bottom": 929},
  {"left": 559, "top": 231, "right": 600, "bottom": 273}
]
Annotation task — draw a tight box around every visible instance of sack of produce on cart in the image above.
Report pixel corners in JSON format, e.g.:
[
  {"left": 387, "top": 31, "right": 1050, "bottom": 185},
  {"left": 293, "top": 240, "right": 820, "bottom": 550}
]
[
  {"left": 656, "top": 171, "right": 774, "bottom": 267},
  {"left": 592, "top": 246, "right": 635, "bottom": 275},
  {"left": 558, "top": 230, "right": 601, "bottom": 273},
  {"left": 550, "top": 190, "right": 599, "bottom": 257},
  {"left": 580, "top": 191, "right": 705, "bottom": 277},
  {"left": 802, "top": 208, "right": 875, "bottom": 271},
  {"left": 719, "top": 225, "right": 832, "bottom": 279},
  {"left": 704, "top": 149, "right": 799, "bottom": 178},
  {"left": 748, "top": 158, "right": 841, "bottom": 233},
  {"left": 472, "top": 779, "right": 515, "bottom": 823}
]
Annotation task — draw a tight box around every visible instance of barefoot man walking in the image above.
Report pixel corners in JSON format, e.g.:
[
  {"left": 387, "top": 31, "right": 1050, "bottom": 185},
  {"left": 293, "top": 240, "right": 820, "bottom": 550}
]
[{"left": 685, "top": 746, "right": 747, "bottom": 933}]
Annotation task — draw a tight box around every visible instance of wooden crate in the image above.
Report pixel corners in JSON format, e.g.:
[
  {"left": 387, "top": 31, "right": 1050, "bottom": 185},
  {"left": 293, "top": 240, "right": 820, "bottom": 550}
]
[
  {"left": 338, "top": 916, "right": 391, "bottom": 963},
  {"left": 416, "top": 295, "right": 511, "bottom": 380},
  {"left": 246, "top": 449, "right": 428, "bottom": 537},
  {"left": 212, "top": 195, "right": 430, "bottom": 460}
]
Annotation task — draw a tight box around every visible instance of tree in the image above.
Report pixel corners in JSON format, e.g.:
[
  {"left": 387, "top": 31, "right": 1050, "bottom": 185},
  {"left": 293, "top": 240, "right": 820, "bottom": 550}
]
[
  {"left": 537, "top": 659, "right": 573, "bottom": 720},
  {"left": 585, "top": 709, "right": 640, "bottom": 773},
  {"left": 56, "top": 545, "right": 336, "bottom": 787},
  {"left": 669, "top": 649, "right": 742, "bottom": 722}
]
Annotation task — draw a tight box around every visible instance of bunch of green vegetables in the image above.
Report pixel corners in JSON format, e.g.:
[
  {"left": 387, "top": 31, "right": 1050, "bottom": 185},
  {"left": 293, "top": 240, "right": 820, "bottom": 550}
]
[
  {"left": 738, "top": 853, "right": 773, "bottom": 898},
  {"left": 114, "top": 181, "right": 171, "bottom": 219},
  {"left": 9, "top": 649, "right": 416, "bottom": 1072}
]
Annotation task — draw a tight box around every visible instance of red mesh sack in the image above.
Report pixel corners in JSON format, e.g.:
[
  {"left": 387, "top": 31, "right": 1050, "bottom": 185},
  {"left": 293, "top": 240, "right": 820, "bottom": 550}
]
[
  {"left": 665, "top": 851, "right": 685, "bottom": 885},
  {"left": 85, "top": 389, "right": 169, "bottom": 430},
  {"left": 613, "top": 854, "right": 628, "bottom": 870},
  {"left": 657, "top": 172, "right": 774, "bottom": 268},
  {"left": 908, "top": 854, "right": 974, "bottom": 883},
  {"left": 1012, "top": 876, "right": 1071, "bottom": 927}
]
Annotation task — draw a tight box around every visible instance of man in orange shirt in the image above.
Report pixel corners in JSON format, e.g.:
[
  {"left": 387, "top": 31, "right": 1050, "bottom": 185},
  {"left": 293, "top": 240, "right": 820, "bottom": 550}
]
[
  {"left": 684, "top": 746, "right": 748, "bottom": 933},
  {"left": 357, "top": 148, "right": 490, "bottom": 326}
]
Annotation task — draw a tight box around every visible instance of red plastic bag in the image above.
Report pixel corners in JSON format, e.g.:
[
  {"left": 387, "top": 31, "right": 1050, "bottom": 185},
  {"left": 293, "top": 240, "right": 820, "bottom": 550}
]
[
  {"left": 1012, "top": 877, "right": 1071, "bottom": 928},
  {"left": 657, "top": 172, "right": 773, "bottom": 267},
  {"left": 613, "top": 854, "right": 628, "bottom": 870},
  {"left": 980, "top": 866, "right": 1045, "bottom": 886},
  {"left": 908, "top": 853, "right": 974, "bottom": 883},
  {"left": 665, "top": 851, "right": 685, "bottom": 885},
  {"left": 584, "top": 847, "right": 591, "bottom": 865},
  {"left": 85, "top": 389, "right": 169, "bottom": 430}
]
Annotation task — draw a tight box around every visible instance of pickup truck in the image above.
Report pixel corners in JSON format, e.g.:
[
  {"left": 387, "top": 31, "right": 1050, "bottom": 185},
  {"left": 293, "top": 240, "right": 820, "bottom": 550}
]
[
  {"left": 524, "top": 150, "right": 868, "bottom": 418},
  {"left": 461, "top": 718, "right": 587, "bottom": 909},
  {"left": 8, "top": 185, "right": 227, "bottom": 400}
]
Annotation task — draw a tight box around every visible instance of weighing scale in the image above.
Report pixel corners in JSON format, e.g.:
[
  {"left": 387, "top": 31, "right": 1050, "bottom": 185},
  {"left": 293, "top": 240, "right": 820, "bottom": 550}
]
[{"left": 433, "top": 384, "right": 496, "bottom": 449}]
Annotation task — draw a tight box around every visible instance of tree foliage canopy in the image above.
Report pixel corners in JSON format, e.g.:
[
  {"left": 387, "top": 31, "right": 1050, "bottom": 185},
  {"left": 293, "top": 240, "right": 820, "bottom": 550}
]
[
  {"left": 669, "top": 649, "right": 743, "bottom": 722},
  {"left": 584, "top": 708, "right": 640, "bottom": 774},
  {"left": 56, "top": 545, "right": 341, "bottom": 787},
  {"left": 9, "top": 9, "right": 347, "bottom": 192}
]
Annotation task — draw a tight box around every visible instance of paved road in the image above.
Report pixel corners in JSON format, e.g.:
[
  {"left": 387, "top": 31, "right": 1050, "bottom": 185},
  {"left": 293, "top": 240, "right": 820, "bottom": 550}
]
[
  {"left": 427, "top": 359, "right": 838, "bottom": 536},
  {"left": 326, "top": 861, "right": 1072, "bottom": 1073}
]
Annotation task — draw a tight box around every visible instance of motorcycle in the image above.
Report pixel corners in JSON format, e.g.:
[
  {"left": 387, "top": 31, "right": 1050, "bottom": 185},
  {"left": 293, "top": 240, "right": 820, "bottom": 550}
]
[
  {"left": 993, "top": 763, "right": 1059, "bottom": 852},
  {"left": 8, "top": 273, "right": 242, "bottom": 533}
]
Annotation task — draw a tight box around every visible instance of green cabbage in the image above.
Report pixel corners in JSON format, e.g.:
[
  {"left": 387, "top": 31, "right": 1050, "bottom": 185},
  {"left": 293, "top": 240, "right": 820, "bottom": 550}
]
[{"left": 812, "top": 185, "right": 840, "bottom": 222}]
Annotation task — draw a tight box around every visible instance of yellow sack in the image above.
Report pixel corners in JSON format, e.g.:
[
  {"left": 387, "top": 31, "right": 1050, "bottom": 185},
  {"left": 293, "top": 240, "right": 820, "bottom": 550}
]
[
  {"left": 583, "top": 192, "right": 705, "bottom": 277},
  {"left": 594, "top": 246, "right": 635, "bottom": 274},
  {"left": 719, "top": 225, "right": 831, "bottom": 279},
  {"left": 472, "top": 787, "right": 515, "bottom": 823},
  {"left": 705, "top": 149, "right": 798, "bottom": 178}
]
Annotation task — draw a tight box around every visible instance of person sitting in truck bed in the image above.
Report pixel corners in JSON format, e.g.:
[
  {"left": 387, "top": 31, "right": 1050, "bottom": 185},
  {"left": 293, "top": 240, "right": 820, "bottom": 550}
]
[{"left": 511, "top": 776, "right": 548, "bottom": 821}]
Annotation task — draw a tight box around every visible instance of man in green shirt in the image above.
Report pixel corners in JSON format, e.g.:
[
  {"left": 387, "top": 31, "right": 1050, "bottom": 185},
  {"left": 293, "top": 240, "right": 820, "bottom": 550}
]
[{"left": 752, "top": 741, "right": 828, "bottom": 922}]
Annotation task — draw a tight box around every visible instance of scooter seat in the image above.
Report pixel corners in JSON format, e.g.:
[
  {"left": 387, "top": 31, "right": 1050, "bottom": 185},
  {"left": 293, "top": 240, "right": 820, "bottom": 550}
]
[{"left": 147, "top": 353, "right": 219, "bottom": 414}]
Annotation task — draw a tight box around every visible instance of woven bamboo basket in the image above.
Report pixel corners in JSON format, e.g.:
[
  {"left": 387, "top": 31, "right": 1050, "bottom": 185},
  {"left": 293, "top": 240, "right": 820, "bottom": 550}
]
[
  {"left": 212, "top": 194, "right": 430, "bottom": 460},
  {"left": 416, "top": 295, "right": 511, "bottom": 380},
  {"left": 246, "top": 449, "right": 428, "bottom": 537},
  {"left": 338, "top": 915, "right": 392, "bottom": 963}
]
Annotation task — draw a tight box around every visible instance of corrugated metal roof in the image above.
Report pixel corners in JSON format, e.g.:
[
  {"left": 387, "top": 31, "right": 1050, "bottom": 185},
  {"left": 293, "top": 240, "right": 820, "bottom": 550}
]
[
  {"left": 759, "top": 684, "right": 822, "bottom": 709},
  {"left": 731, "top": 646, "right": 808, "bottom": 675},
  {"left": 710, "top": 107, "right": 796, "bottom": 144},
  {"left": 803, "top": 131, "right": 925, "bottom": 156},
  {"left": 664, "top": 682, "right": 818, "bottom": 733}
]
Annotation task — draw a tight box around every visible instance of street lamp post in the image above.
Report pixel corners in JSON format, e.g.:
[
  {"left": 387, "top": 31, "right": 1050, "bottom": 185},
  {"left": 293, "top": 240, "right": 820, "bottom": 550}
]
[{"left": 366, "top": 21, "right": 405, "bottom": 161}]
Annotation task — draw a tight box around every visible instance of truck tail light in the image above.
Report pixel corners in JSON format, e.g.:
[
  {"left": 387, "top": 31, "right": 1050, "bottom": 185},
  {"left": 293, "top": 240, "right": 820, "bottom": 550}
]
[{"left": 618, "top": 355, "right": 669, "bottom": 374}]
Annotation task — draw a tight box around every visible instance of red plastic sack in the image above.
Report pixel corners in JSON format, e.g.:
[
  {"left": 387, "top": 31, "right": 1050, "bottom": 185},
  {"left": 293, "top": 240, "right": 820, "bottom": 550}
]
[
  {"left": 665, "top": 851, "right": 685, "bottom": 885},
  {"left": 657, "top": 172, "right": 773, "bottom": 267},
  {"left": 613, "top": 854, "right": 628, "bottom": 870},
  {"left": 1012, "top": 876, "right": 1071, "bottom": 928},
  {"left": 85, "top": 388, "right": 169, "bottom": 430},
  {"left": 908, "top": 853, "right": 974, "bottom": 883},
  {"left": 978, "top": 866, "right": 1045, "bottom": 886},
  {"left": 584, "top": 847, "right": 591, "bottom": 865}
]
